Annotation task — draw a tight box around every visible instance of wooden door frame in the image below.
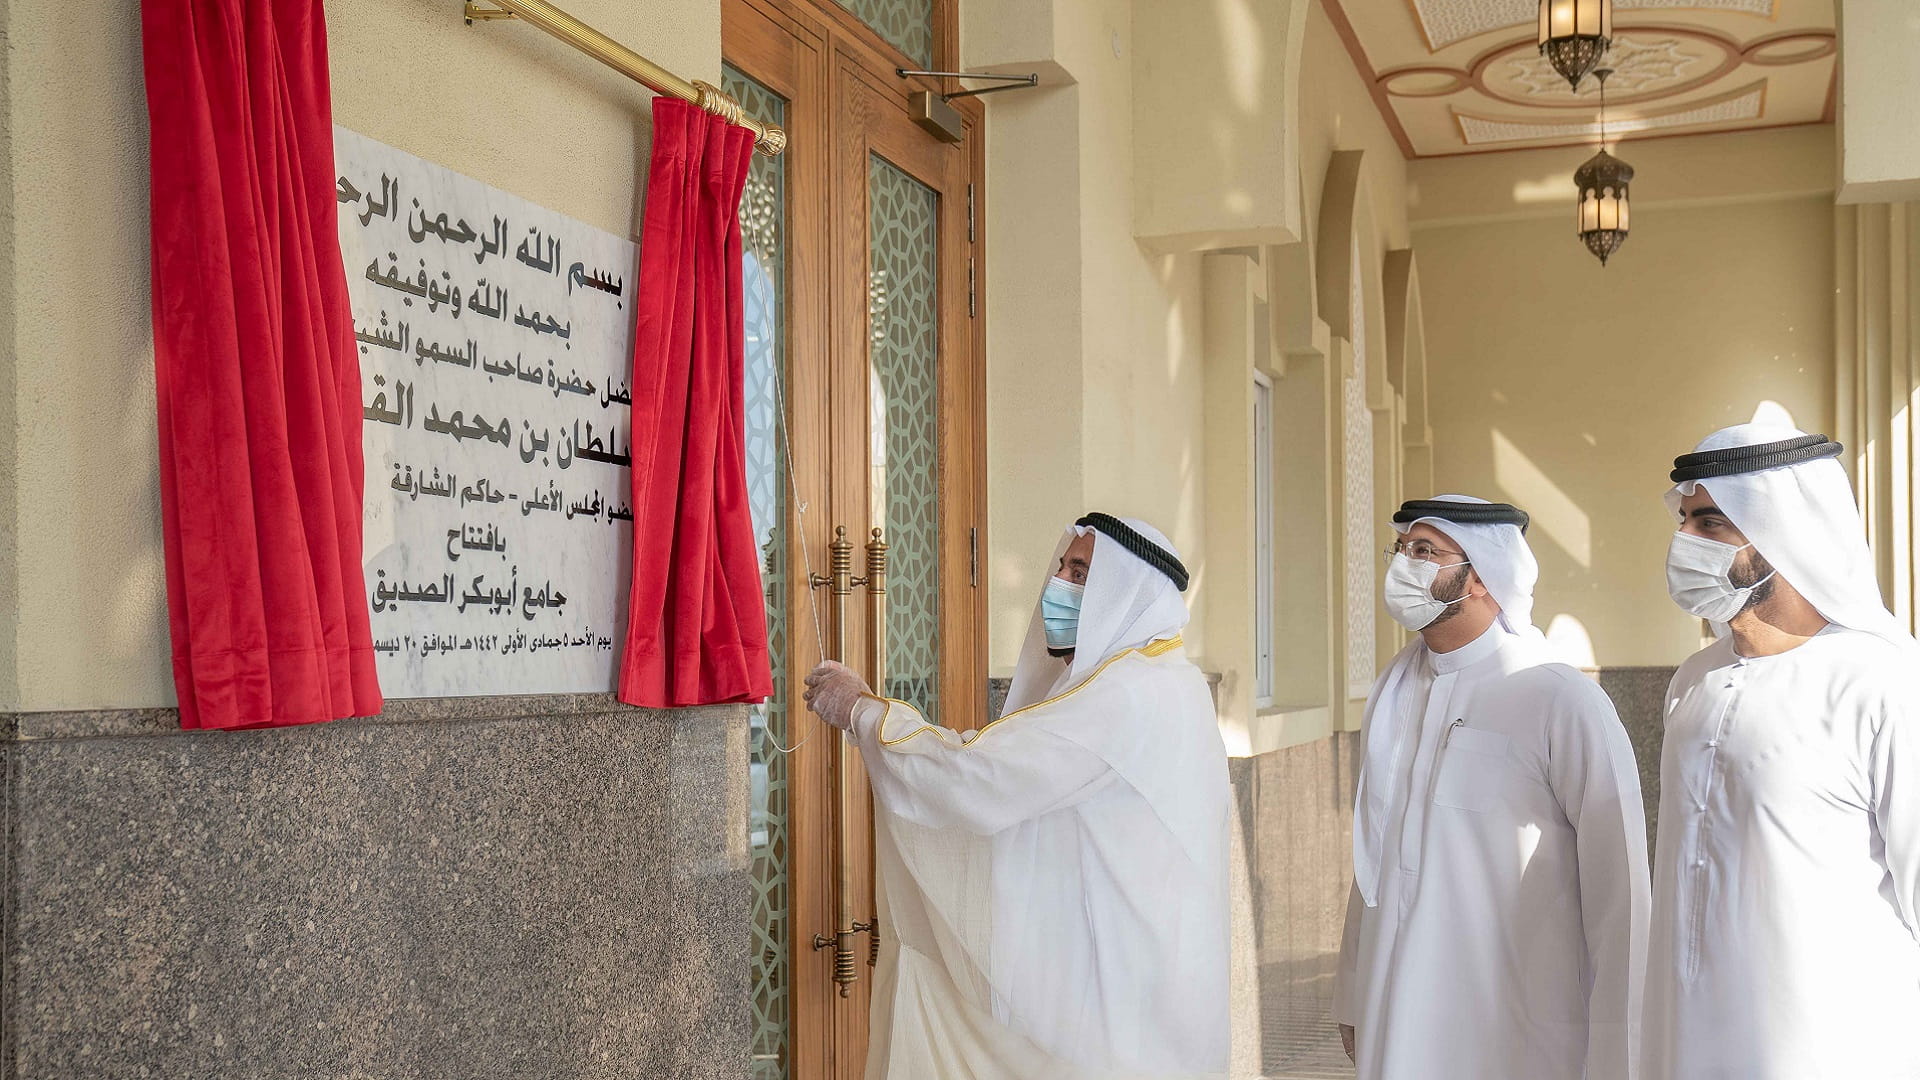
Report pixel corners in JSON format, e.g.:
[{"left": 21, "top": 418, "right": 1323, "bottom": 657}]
[
  {"left": 828, "top": 47, "right": 982, "bottom": 727},
  {"left": 802, "top": 2, "right": 988, "bottom": 753},
  {"left": 724, "top": 1, "right": 985, "bottom": 1077},
  {"left": 722, "top": 6, "right": 834, "bottom": 1080}
]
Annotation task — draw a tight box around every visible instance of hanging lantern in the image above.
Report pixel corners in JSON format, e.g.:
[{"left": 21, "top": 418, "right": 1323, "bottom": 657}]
[
  {"left": 1573, "top": 67, "right": 1631, "bottom": 266},
  {"left": 1539, "top": 0, "right": 1613, "bottom": 90},
  {"left": 1575, "top": 149, "right": 1633, "bottom": 265}
]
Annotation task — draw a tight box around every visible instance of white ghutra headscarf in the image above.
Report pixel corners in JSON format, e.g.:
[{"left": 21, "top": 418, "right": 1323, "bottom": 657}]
[
  {"left": 1353, "top": 495, "right": 1544, "bottom": 906},
  {"left": 1002, "top": 515, "right": 1191, "bottom": 715},
  {"left": 1665, "top": 423, "right": 1919, "bottom": 654}
]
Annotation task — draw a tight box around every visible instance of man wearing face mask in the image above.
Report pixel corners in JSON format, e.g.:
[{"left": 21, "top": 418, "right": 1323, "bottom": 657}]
[
  {"left": 1643, "top": 425, "right": 1920, "bottom": 1080},
  {"left": 802, "top": 513, "right": 1232, "bottom": 1080},
  {"left": 1333, "top": 495, "right": 1649, "bottom": 1080}
]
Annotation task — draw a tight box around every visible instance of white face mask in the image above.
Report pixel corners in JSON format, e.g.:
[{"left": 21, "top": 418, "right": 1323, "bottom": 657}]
[
  {"left": 1383, "top": 552, "right": 1472, "bottom": 632},
  {"left": 1666, "top": 531, "right": 1776, "bottom": 623}
]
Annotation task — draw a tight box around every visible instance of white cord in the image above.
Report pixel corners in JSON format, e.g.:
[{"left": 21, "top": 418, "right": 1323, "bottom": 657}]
[{"left": 762, "top": 359, "right": 826, "bottom": 756}]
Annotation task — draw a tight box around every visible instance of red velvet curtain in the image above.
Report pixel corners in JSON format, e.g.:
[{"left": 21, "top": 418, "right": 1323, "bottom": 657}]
[
  {"left": 619, "top": 99, "right": 774, "bottom": 708},
  {"left": 142, "top": 0, "right": 381, "bottom": 729}
]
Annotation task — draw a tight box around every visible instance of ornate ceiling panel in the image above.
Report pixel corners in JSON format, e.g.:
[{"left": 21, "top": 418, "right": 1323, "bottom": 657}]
[
  {"left": 1326, "top": 0, "right": 1834, "bottom": 157},
  {"left": 1412, "top": 0, "right": 1776, "bottom": 51},
  {"left": 1456, "top": 83, "right": 1764, "bottom": 144}
]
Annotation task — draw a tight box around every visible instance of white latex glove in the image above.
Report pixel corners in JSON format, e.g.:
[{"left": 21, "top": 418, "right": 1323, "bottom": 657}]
[{"left": 803, "top": 660, "right": 872, "bottom": 731}]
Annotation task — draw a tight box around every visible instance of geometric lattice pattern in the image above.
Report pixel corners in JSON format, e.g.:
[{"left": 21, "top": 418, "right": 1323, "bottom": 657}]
[
  {"left": 1456, "top": 86, "right": 1763, "bottom": 144},
  {"left": 1504, "top": 35, "right": 1698, "bottom": 98},
  {"left": 725, "top": 65, "right": 793, "bottom": 1080},
  {"left": 833, "top": 0, "right": 934, "bottom": 66},
  {"left": 1411, "top": 0, "right": 1772, "bottom": 51},
  {"left": 868, "top": 154, "right": 942, "bottom": 723},
  {"left": 1342, "top": 237, "right": 1376, "bottom": 700}
]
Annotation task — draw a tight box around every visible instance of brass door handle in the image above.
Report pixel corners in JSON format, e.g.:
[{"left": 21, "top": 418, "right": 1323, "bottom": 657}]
[
  {"left": 807, "top": 526, "right": 888, "bottom": 995},
  {"left": 802, "top": 524, "right": 887, "bottom": 675},
  {"left": 865, "top": 528, "right": 888, "bottom": 695},
  {"left": 862, "top": 530, "right": 887, "bottom": 974},
  {"left": 807, "top": 526, "right": 863, "bottom": 665}
]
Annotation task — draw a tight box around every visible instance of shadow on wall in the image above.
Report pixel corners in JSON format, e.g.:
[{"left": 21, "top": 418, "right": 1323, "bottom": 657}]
[{"left": 1420, "top": 191, "right": 1835, "bottom": 669}]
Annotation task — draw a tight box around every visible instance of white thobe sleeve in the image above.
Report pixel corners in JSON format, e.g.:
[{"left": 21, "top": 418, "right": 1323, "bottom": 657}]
[
  {"left": 1870, "top": 699, "right": 1920, "bottom": 935},
  {"left": 848, "top": 695, "right": 1121, "bottom": 835},
  {"left": 1332, "top": 879, "right": 1364, "bottom": 1027},
  {"left": 1546, "top": 674, "right": 1651, "bottom": 1080}
]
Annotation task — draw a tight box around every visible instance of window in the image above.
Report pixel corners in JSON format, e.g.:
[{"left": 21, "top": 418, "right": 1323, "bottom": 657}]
[{"left": 1253, "top": 371, "right": 1275, "bottom": 709}]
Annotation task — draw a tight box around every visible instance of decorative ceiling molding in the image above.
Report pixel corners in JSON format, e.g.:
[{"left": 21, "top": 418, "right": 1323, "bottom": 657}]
[
  {"left": 1411, "top": 0, "right": 1778, "bottom": 51},
  {"left": 1743, "top": 29, "right": 1836, "bottom": 65},
  {"left": 1326, "top": 0, "right": 1828, "bottom": 157},
  {"left": 1382, "top": 67, "right": 1474, "bottom": 97},
  {"left": 1455, "top": 81, "right": 1765, "bottom": 144},
  {"left": 1507, "top": 35, "right": 1697, "bottom": 95},
  {"left": 1468, "top": 26, "right": 1746, "bottom": 108}
]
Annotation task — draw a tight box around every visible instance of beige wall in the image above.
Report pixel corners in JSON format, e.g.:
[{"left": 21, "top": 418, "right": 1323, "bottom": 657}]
[
  {"left": 1131, "top": 0, "right": 1308, "bottom": 252},
  {"left": 1202, "top": 2, "right": 1418, "bottom": 753},
  {"left": 1835, "top": 200, "right": 1920, "bottom": 631},
  {"left": 0, "top": 0, "right": 717, "bottom": 710},
  {"left": 1409, "top": 125, "right": 1839, "bottom": 229},
  {"left": 971, "top": 0, "right": 1414, "bottom": 684},
  {"left": 968, "top": 0, "right": 1212, "bottom": 675},
  {"left": 1838, "top": 0, "right": 1920, "bottom": 204},
  {"left": 1412, "top": 130, "right": 1838, "bottom": 668},
  {"left": 1075, "top": 0, "right": 1209, "bottom": 656},
  {"left": 1295, "top": 4, "right": 1412, "bottom": 256}
]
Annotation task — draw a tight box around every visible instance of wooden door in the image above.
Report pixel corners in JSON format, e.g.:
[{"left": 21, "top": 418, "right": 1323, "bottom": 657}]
[{"left": 724, "top": 1, "right": 984, "bottom": 1077}]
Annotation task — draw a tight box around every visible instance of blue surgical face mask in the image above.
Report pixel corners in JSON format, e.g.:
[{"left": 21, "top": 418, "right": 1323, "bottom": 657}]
[{"left": 1041, "top": 578, "right": 1085, "bottom": 652}]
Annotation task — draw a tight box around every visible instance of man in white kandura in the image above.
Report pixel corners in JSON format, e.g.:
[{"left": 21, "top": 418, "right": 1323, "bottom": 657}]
[
  {"left": 803, "top": 513, "right": 1231, "bottom": 1080},
  {"left": 1643, "top": 425, "right": 1920, "bottom": 1079},
  {"left": 1334, "top": 495, "right": 1650, "bottom": 1080}
]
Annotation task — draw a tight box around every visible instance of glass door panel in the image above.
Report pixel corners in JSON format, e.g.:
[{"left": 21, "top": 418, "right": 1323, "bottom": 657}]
[
  {"left": 727, "top": 61, "right": 794, "bottom": 1080},
  {"left": 829, "top": 0, "right": 934, "bottom": 65},
  {"left": 865, "top": 154, "right": 941, "bottom": 720}
]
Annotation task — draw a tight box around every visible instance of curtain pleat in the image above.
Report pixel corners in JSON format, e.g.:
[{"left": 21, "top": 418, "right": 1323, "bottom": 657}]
[
  {"left": 142, "top": 0, "right": 381, "bottom": 729},
  {"left": 618, "top": 98, "right": 772, "bottom": 708}
]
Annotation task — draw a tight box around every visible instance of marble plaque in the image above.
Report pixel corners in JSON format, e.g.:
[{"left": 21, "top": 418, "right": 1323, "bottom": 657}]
[{"left": 335, "top": 126, "right": 637, "bottom": 697}]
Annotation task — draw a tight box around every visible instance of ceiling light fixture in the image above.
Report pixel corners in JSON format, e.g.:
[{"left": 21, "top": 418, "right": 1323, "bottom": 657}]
[
  {"left": 1574, "top": 68, "right": 1633, "bottom": 267},
  {"left": 1539, "top": 0, "right": 1613, "bottom": 90}
]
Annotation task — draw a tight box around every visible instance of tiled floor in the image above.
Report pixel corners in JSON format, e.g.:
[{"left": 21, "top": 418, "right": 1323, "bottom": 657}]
[{"left": 1260, "top": 991, "right": 1354, "bottom": 1080}]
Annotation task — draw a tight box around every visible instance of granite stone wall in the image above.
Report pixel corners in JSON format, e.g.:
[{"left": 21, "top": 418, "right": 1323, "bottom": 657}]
[
  {"left": 1592, "top": 666, "right": 1674, "bottom": 855},
  {"left": 1232, "top": 731, "right": 1363, "bottom": 1079},
  {"left": 0, "top": 695, "right": 751, "bottom": 1080}
]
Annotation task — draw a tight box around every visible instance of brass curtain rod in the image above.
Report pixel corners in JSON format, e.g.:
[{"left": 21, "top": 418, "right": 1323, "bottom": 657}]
[{"left": 464, "top": 0, "right": 789, "bottom": 157}]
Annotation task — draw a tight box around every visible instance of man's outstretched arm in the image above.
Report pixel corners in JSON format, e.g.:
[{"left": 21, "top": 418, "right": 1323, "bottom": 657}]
[{"left": 806, "top": 660, "right": 1117, "bottom": 835}]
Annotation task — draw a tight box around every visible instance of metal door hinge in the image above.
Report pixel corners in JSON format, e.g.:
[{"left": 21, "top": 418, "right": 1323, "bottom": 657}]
[{"left": 969, "top": 527, "right": 978, "bottom": 587}]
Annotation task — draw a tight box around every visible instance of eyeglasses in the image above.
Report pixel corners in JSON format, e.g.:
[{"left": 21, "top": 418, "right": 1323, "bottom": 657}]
[{"left": 1384, "top": 539, "right": 1469, "bottom": 565}]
